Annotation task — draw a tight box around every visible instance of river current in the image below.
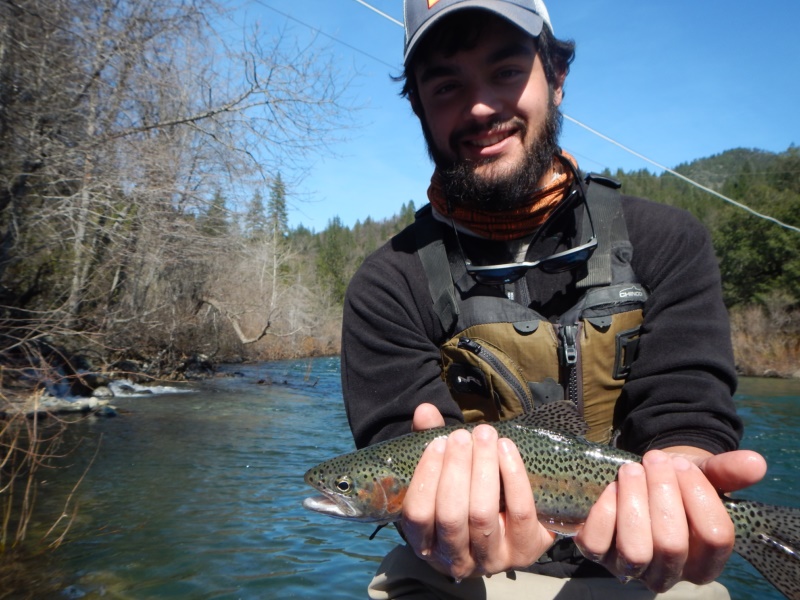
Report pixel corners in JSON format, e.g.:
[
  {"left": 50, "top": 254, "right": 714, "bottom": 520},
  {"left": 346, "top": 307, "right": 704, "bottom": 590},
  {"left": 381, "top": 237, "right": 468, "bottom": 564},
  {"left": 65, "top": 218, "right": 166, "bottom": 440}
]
[{"left": 15, "top": 358, "right": 800, "bottom": 599}]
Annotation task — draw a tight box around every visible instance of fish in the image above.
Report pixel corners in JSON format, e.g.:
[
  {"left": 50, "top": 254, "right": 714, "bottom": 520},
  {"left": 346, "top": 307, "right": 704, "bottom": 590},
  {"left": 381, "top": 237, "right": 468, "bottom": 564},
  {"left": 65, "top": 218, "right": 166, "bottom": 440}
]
[{"left": 303, "top": 402, "right": 800, "bottom": 600}]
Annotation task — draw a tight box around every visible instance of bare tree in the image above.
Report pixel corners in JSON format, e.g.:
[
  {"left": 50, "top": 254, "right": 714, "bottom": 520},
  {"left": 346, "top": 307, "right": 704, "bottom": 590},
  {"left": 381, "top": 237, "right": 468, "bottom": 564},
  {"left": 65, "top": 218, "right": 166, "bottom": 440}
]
[{"left": 0, "top": 0, "right": 352, "bottom": 373}]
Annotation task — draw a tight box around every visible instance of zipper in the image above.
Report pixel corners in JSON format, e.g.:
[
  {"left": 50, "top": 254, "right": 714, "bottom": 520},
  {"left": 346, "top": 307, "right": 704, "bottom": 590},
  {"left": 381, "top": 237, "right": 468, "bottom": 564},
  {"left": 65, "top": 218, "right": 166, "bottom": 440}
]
[
  {"left": 558, "top": 324, "right": 582, "bottom": 412},
  {"left": 457, "top": 337, "right": 533, "bottom": 414}
]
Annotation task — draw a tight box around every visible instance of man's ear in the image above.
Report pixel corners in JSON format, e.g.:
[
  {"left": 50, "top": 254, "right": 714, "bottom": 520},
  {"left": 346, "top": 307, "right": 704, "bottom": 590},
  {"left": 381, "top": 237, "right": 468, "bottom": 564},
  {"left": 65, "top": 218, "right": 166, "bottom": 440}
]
[{"left": 552, "top": 70, "right": 567, "bottom": 106}]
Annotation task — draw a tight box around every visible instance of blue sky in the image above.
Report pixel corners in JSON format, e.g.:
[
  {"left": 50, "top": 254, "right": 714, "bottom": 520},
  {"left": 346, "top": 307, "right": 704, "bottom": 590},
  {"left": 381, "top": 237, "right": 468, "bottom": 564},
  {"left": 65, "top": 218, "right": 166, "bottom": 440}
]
[{"left": 240, "top": 1, "right": 800, "bottom": 231}]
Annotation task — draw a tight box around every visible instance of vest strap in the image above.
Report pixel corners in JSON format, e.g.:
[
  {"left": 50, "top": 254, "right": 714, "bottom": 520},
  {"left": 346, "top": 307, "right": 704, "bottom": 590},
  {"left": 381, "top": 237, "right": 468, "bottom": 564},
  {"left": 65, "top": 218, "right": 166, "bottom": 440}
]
[
  {"left": 415, "top": 206, "right": 460, "bottom": 333},
  {"left": 577, "top": 173, "right": 629, "bottom": 289}
]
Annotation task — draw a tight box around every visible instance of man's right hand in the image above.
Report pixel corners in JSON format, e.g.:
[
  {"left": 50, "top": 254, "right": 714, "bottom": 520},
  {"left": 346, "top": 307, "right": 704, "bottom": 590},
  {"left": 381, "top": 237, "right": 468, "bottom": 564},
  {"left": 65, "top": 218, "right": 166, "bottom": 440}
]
[{"left": 400, "top": 403, "right": 556, "bottom": 581}]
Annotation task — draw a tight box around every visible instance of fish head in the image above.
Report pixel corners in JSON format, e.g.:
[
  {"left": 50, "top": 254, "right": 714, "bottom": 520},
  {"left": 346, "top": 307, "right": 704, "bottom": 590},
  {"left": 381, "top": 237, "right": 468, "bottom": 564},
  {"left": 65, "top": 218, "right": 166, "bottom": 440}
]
[{"left": 303, "top": 450, "right": 408, "bottom": 524}]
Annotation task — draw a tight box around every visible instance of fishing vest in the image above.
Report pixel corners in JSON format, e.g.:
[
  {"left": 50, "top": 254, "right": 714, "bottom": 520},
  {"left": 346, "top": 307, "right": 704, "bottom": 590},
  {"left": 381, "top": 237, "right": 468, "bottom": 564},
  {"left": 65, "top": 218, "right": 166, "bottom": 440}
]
[{"left": 415, "top": 174, "right": 648, "bottom": 444}]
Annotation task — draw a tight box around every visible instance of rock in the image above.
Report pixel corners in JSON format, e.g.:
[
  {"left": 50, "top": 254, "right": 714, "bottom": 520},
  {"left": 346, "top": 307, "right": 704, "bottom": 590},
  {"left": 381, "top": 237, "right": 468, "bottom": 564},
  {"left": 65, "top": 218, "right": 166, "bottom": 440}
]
[
  {"left": 93, "top": 386, "right": 114, "bottom": 398},
  {"left": 96, "top": 405, "right": 118, "bottom": 418},
  {"left": 178, "top": 353, "right": 215, "bottom": 380}
]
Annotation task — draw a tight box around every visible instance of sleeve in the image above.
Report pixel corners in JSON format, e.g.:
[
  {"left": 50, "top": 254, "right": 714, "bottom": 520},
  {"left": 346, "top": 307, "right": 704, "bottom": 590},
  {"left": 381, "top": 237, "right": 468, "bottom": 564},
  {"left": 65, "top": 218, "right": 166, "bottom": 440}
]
[
  {"left": 341, "top": 230, "right": 465, "bottom": 448},
  {"left": 614, "top": 198, "right": 743, "bottom": 455}
]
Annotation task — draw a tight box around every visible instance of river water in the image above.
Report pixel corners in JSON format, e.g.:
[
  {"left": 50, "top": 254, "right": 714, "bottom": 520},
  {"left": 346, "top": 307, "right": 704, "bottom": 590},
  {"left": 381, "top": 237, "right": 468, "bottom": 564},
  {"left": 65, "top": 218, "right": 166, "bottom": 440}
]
[{"left": 14, "top": 358, "right": 800, "bottom": 599}]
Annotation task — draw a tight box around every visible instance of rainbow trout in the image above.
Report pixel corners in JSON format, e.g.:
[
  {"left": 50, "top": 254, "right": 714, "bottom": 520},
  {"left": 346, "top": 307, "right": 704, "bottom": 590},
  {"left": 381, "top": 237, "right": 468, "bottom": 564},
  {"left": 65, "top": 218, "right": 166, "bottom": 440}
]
[{"left": 303, "top": 402, "right": 800, "bottom": 600}]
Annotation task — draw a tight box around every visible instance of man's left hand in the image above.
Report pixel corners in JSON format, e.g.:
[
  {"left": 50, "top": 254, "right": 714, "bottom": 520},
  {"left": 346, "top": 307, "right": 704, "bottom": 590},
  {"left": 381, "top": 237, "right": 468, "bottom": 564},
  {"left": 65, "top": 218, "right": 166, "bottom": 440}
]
[{"left": 574, "top": 447, "right": 767, "bottom": 592}]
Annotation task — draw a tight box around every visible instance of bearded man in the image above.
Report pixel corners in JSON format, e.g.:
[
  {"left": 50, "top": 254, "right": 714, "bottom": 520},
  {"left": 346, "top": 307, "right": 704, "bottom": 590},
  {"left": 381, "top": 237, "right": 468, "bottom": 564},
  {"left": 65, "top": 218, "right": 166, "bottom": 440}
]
[{"left": 340, "top": 1, "right": 767, "bottom": 598}]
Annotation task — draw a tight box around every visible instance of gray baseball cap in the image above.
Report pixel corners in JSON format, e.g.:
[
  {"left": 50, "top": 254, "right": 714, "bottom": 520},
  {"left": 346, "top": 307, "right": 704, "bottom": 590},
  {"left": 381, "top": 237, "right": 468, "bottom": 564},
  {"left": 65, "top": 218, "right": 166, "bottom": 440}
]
[{"left": 403, "top": 0, "right": 553, "bottom": 65}]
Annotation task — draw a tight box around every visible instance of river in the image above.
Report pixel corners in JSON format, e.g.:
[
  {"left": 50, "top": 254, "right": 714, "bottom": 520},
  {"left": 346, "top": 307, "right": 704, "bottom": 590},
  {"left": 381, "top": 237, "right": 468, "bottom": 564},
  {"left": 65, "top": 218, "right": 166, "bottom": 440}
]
[{"left": 12, "top": 358, "right": 800, "bottom": 599}]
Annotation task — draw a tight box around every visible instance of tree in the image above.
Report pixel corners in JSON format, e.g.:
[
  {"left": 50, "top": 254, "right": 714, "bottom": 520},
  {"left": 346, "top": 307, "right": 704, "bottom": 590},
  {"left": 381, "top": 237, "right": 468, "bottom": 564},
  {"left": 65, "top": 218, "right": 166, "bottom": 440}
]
[
  {"left": 267, "top": 173, "right": 289, "bottom": 242},
  {"left": 200, "top": 190, "right": 230, "bottom": 237},
  {"left": 316, "top": 216, "right": 353, "bottom": 305},
  {"left": 244, "top": 191, "right": 268, "bottom": 241},
  {"left": 0, "top": 0, "right": 352, "bottom": 369}
]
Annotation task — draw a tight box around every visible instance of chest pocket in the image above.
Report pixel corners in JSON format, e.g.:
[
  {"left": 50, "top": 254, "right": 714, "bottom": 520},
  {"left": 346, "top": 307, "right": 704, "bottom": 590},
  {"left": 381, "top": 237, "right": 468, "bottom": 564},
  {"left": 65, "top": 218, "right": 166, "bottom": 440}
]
[{"left": 439, "top": 283, "right": 647, "bottom": 443}]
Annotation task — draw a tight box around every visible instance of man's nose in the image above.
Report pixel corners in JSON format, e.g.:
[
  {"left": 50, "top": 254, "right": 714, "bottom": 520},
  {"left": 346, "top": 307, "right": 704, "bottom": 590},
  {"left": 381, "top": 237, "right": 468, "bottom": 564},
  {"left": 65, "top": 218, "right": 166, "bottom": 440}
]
[{"left": 464, "top": 85, "right": 502, "bottom": 122}]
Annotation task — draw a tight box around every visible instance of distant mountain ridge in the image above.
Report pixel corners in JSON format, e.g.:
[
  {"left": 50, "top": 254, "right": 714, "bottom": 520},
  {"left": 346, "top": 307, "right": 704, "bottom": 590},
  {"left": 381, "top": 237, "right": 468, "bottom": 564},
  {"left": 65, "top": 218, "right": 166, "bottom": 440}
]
[{"left": 673, "top": 147, "right": 783, "bottom": 191}]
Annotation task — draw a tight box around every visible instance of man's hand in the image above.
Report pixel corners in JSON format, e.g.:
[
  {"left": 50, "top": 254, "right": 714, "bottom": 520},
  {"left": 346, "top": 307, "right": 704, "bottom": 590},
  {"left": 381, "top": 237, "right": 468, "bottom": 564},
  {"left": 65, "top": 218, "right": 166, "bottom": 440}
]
[
  {"left": 399, "top": 403, "right": 556, "bottom": 580},
  {"left": 575, "top": 447, "right": 767, "bottom": 592}
]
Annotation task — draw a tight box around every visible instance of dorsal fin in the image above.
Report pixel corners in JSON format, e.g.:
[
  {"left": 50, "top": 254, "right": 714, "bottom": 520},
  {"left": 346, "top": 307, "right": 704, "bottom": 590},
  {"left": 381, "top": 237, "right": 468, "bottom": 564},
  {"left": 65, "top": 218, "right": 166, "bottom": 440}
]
[{"left": 510, "top": 401, "right": 588, "bottom": 437}]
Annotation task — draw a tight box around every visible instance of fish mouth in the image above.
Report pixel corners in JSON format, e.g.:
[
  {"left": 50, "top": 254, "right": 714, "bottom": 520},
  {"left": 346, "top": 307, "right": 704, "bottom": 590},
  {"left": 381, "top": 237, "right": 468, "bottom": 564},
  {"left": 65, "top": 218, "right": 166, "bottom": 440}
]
[{"left": 303, "top": 494, "right": 369, "bottom": 521}]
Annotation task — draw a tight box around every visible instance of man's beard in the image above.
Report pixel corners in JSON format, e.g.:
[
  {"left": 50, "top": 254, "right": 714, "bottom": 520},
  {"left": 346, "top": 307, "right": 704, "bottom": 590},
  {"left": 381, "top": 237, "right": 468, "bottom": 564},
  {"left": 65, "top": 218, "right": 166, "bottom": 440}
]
[{"left": 423, "top": 99, "right": 563, "bottom": 212}]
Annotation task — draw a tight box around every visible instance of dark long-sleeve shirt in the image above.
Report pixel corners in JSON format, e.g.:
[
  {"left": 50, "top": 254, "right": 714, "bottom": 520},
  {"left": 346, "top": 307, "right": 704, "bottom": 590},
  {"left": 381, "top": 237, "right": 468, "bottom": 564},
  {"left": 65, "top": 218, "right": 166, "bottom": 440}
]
[{"left": 341, "top": 195, "right": 742, "bottom": 456}]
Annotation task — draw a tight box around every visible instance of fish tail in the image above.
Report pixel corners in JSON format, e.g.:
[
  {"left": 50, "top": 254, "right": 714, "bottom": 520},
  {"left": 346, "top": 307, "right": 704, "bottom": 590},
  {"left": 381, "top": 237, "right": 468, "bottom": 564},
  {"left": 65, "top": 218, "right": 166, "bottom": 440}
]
[{"left": 725, "top": 498, "right": 800, "bottom": 600}]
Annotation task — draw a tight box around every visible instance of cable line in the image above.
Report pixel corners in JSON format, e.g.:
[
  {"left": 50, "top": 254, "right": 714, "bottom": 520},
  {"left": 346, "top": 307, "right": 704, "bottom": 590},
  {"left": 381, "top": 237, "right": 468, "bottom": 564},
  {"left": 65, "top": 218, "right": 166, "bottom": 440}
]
[
  {"left": 255, "top": 0, "right": 398, "bottom": 69},
  {"left": 352, "top": 0, "right": 403, "bottom": 27},
  {"left": 350, "top": 0, "right": 799, "bottom": 234},
  {"left": 565, "top": 116, "right": 800, "bottom": 234}
]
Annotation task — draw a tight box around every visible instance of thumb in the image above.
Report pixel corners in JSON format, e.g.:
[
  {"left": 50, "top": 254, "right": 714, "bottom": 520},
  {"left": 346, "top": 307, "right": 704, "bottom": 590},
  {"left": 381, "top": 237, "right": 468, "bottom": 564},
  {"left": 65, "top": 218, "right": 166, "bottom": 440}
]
[
  {"left": 412, "top": 403, "right": 446, "bottom": 432},
  {"left": 699, "top": 450, "right": 767, "bottom": 493}
]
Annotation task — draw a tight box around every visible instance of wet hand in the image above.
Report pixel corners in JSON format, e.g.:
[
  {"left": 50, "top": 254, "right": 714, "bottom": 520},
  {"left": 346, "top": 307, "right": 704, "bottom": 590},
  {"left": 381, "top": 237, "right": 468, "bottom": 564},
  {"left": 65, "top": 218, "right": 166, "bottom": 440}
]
[
  {"left": 402, "top": 404, "right": 556, "bottom": 580},
  {"left": 575, "top": 447, "right": 767, "bottom": 592}
]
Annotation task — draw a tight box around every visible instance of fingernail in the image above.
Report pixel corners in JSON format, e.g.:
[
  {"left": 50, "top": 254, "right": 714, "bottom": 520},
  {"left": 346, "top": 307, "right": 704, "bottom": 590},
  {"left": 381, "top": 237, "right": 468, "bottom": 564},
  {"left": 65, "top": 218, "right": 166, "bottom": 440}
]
[
  {"left": 644, "top": 450, "right": 668, "bottom": 465},
  {"left": 428, "top": 437, "right": 446, "bottom": 453},
  {"left": 622, "top": 462, "right": 644, "bottom": 477},
  {"left": 672, "top": 456, "right": 692, "bottom": 471}
]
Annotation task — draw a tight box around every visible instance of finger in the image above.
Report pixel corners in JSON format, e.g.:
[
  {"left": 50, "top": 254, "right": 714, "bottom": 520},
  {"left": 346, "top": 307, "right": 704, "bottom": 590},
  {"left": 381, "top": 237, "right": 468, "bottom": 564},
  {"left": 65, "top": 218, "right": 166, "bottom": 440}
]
[
  {"left": 575, "top": 481, "right": 617, "bottom": 562},
  {"left": 412, "top": 403, "right": 446, "bottom": 432},
  {"left": 639, "top": 450, "right": 688, "bottom": 592},
  {"left": 673, "top": 456, "right": 735, "bottom": 585},
  {"left": 468, "top": 425, "right": 501, "bottom": 572},
  {"left": 612, "top": 462, "right": 652, "bottom": 581},
  {"left": 497, "top": 438, "right": 554, "bottom": 569},
  {"left": 401, "top": 436, "right": 446, "bottom": 559},
  {"left": 433, "top": 429, "right": 474, "bottom": 578},
  {"left": 698, "top": 450, "right": 767, "bottom": 493}
]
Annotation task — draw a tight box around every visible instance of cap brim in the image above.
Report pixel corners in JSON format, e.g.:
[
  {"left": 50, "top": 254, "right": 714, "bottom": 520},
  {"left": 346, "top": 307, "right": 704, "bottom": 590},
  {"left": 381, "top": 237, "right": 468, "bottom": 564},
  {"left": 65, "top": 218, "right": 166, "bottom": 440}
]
[{"left": 404, "top": 1, "right": 545, "bottom": 65}]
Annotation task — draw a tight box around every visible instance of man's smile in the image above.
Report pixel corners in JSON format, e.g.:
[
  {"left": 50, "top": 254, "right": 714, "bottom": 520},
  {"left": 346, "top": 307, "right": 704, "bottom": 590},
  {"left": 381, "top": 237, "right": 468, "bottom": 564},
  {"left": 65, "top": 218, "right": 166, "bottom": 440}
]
[{"left": 454, "top": 121, "right": 525, "bottom": 162}]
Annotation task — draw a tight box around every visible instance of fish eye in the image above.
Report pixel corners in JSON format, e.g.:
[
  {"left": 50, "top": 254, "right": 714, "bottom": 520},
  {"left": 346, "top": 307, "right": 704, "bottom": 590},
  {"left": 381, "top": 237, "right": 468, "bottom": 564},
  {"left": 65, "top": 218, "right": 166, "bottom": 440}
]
[{"left": 335, "top": 476, "right": 352, "bottom": 493}]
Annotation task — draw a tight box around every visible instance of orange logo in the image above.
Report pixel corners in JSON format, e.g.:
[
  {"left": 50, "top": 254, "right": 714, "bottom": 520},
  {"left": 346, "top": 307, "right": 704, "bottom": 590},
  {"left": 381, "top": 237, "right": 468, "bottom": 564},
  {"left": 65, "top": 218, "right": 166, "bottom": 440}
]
[{"left": 428, "top": 0, "right": 441, "bottom": 7}]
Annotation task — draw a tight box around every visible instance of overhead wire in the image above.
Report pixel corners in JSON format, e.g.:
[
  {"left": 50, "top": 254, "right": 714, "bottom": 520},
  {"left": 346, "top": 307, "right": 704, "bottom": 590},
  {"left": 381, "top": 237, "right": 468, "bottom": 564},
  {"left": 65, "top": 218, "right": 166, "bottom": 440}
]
[
  {"left": 349, "top": 0, "right": 800, "bottom": 234},
  {"left": 564, "top": 116, "right": 800, "bottom": 234},
  {"left": 259, "top": 0, "right": 799, "bottom": 234}
]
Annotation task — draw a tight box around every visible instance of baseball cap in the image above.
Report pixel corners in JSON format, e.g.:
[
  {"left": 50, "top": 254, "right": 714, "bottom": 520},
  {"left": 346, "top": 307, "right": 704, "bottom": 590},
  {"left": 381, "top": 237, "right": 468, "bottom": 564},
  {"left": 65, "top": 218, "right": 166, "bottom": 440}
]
[{"left": 403, "top": 0, "right": 553, "bottom": 65}]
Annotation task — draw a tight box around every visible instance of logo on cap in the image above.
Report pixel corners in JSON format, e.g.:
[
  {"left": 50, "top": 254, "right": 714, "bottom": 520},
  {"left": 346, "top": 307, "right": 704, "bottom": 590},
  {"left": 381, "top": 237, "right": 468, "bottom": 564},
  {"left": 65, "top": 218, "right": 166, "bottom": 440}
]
[{"left": 428, "top": 0, "right": 440, "bottom": 8}]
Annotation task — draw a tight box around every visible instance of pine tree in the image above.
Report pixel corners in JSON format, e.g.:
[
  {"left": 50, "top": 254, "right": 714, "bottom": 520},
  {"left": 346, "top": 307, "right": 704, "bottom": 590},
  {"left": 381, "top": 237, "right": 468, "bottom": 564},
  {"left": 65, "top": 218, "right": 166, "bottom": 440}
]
[
  {"left": 267, "top": 173, "right": 289, "bottom": 243},
  {"left": 244, "top": 190, "right": 268, "bottom": 241},
  {"left": 200, "top": 189, "right": 229, "bottom": 237}
]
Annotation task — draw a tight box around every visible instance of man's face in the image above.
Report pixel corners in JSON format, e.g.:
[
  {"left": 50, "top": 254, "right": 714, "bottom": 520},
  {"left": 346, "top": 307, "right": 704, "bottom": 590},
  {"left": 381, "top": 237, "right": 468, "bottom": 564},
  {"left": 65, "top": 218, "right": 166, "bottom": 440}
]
[{"left": 413, "top": 15, "right": 564, "bottom": 210}]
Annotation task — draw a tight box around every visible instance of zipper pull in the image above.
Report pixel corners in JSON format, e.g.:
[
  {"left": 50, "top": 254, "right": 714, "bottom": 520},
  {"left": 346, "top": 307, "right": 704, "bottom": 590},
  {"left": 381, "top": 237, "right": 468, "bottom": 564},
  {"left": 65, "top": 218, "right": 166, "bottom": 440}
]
[
  {"left": 458, "top": 337, "right": 481, "bottom": 354},
  {"left": 559, "top": 325, "right": 578, "bottom": 366}
]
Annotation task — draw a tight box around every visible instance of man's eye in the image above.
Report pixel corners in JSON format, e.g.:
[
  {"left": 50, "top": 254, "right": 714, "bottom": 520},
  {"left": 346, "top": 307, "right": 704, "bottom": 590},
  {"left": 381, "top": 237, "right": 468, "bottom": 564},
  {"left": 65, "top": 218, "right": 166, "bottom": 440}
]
[
  {"left": 497, "top": 68, "right": 523, "bottom": 80},
  {"left": 434, "top": 82, "right": 459, "bottom": 95}
]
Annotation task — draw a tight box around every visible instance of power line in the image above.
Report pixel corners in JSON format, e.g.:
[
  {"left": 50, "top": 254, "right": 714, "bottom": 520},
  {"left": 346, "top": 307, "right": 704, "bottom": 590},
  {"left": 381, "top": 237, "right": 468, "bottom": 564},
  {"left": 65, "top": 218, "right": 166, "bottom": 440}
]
[
  {"left": 350, "top": 0, "right": 799, "bottom": 234},
  {"left": 351, "top": 0, "right": 403, "bottom": 27},
  {"left": 565, "top": 116, "right": 800, "bottom": 234},
  {"left": 254, "top": 0, "right": 399, "bottom": 70}
]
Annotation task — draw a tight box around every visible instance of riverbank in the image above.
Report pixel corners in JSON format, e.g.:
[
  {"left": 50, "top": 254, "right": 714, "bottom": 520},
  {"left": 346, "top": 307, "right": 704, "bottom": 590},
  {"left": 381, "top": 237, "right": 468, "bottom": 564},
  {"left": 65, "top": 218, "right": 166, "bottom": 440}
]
[{"left": 730, "top": 305, "right": 800, "bottom": 379}]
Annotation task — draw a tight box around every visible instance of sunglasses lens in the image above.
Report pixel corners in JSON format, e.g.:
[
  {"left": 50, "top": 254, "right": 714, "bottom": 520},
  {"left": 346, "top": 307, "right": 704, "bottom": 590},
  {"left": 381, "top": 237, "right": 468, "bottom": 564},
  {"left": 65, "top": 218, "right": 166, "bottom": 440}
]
[
  {"left": 458, "top": 187, "right": 597, "bottom": 285},
  {"left": 538, "top": 242, "right": 597, "bottom": 274},
  {"left": 473, "top": 266, "right": 529, "bottom": 285}
]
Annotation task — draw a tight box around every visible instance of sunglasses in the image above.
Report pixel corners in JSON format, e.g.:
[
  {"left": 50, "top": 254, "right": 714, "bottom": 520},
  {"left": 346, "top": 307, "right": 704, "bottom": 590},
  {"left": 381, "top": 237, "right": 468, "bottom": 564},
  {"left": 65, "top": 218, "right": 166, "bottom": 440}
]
[{"left": 454, "top": 188, "right": 597, "bottom": 286}]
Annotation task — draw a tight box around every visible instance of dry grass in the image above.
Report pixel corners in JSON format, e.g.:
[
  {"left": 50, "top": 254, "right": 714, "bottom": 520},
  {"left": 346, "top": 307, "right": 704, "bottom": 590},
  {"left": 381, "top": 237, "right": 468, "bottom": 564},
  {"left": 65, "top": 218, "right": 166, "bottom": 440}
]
[{"left": 730, "top": 303, "right": 800, "bottom": 378}]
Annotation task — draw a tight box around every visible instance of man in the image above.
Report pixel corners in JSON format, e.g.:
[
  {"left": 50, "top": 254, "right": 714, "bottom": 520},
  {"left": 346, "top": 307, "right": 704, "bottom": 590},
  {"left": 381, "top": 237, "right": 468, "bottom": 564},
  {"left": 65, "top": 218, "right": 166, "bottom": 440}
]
[{"left": 341, "top": 1, "right": 767, "bottom": 598}]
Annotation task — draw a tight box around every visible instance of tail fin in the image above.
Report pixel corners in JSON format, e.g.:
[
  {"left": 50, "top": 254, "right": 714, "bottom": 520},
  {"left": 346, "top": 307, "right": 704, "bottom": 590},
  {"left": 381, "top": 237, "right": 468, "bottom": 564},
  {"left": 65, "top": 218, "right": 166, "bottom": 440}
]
[{"left": 725, "top": 498, "right": 800, "bottom": 600}]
